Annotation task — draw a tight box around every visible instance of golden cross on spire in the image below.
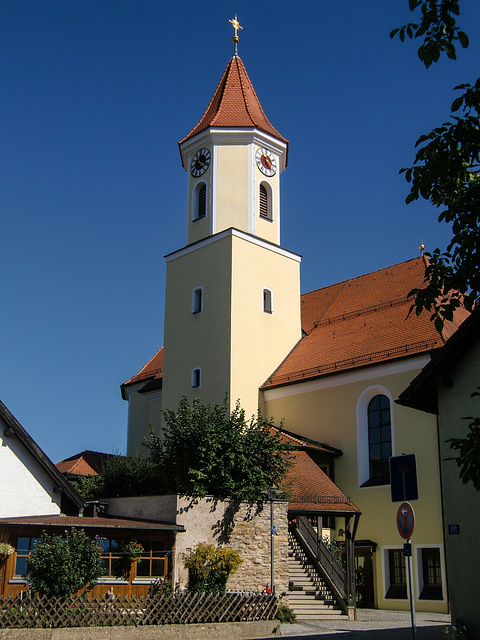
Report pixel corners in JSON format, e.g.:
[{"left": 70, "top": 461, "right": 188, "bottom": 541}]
[
  {"left": 229, "top": 15, "right": 243, "bottom": 55},
  {"left": 229, "top": 15, "right": 243, "bottom": 38}
]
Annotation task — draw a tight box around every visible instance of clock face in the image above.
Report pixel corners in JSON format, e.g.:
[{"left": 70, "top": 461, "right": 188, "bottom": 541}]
[
  {"left": 255, "top": 148, "right": 277, "bottom": 177},
  {"left": 190, "top": 148, "right": 211, "bottom": 177}
]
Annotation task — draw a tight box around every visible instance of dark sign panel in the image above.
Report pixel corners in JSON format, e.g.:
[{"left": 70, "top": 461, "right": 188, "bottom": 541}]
[{"left": 390, "top": 454, "right": 418, "bottom": 502}]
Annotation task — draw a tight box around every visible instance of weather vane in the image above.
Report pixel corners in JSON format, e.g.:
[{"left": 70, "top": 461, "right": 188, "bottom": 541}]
[{"left": 229, "top": 15, "right": 243, "bottom": 56}]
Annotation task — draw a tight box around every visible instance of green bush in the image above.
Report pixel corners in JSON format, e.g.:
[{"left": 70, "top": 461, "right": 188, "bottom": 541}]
[
  {"left": 28, "top": 529, "right": 104, "bottom": 598},
  {"left": 183, "top": 543, "right": 242, "bottom": 594},
  {"left": 276, "top": 604, "right": 296, "bottom": 623}
]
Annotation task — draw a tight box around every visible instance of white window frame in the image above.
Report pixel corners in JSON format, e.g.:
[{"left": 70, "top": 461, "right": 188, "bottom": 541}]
[
  {"left": 191, "top": 367, "right": 201, "bottom": 389},
  {"left": 191, "top": 287, "right": 203, "bottom": 315},
  {"left": 356, "top": 385, "right": 395, "bottom": 488},
  {"left": 262, "top": 287, "right": 273, "bottom": 314},
  {"left": 382, "top": 545, "right": 409, "bottom": 601},
  {"left": 415, "top": 544, "right": 446, "bottom": 603}
]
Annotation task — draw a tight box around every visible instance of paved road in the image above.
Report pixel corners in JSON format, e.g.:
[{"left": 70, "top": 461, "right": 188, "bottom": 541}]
[{"left": 276, "top": 609, "right": 451, "bottom": 639}]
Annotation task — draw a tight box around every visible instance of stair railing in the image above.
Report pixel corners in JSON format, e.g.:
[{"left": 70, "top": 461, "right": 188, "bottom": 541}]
[{"left": 292, "top": 516, "right": 355, "bottom": 618}]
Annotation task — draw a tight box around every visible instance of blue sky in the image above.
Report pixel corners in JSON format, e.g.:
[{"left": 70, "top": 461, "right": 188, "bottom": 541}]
[{"left": 1, "top": 1, "right": 479, "bottom": 464}]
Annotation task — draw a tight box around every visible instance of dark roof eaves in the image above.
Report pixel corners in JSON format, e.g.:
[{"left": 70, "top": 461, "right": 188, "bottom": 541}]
[
  {"left": 397, "top": 308, "right": 478, "bottom": 413},
  {"left": 263, "top": 348, "right": 438, "bottom": 392}
]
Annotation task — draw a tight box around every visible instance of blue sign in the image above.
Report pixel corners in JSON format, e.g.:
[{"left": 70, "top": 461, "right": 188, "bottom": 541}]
[
  {"left": 390, "top": 454, "right": 418, "bottom": 502},
  {"left": 448, "top": 524, "right": 460, "bottom": 535}
]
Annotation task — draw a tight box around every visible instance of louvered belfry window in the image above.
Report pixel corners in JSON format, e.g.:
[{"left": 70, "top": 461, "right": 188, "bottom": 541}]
[
  {"left": 198, "top": 184, "right": 206, "bottom": 218},
  {"left": 259, "top": 184, "right": 269, "bottom": 219}
]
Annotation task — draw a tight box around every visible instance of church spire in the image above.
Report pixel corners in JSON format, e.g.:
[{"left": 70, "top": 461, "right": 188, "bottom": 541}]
[{"left": 179, "top": 55, "right": 288, "bottom": 155}]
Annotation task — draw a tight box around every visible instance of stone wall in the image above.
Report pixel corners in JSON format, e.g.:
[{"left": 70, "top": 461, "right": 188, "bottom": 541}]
[
  {"left": 106, "top": 495, "right": 288, "bottom": 594},
  {"left": 0, "top": 620, "right": 279, "bottom": 640}
]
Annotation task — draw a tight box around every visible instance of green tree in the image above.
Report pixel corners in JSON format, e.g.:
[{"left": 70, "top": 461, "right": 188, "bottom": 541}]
[
  {"left": 391, "top": 1, "right": 479, "bottom": 328},
  {"left": 28, "top": 529, "right": 104, "bottom": 598},
  {"left": 70, "top": 451, "right": 162, "bottom": 500},
  {"left": 146, "top": 395, "right": 293, "bottom": 503},
  {"left": 392, "top": 1, "right": 480, "bottom": 488}
]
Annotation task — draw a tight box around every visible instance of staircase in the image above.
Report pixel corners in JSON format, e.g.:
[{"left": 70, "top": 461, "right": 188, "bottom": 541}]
[{"left": 288, "top": 532, "right": 346, "bottom": 620}]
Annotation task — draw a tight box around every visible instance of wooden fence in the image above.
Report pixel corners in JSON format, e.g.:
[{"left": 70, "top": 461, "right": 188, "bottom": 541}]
[{"left": 0, "top": 591, "right": 278, "bottom": 629}]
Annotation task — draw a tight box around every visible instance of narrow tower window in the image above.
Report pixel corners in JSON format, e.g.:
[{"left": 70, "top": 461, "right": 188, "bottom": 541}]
[
  {"left": 263, "top": 288, "right": 273, "bottom": 314},
  {"left": 193, "top": 182, "right": 207, "bottom": 221},
  {"left": 191, "top": 368, "right": 201, "bottom": 389},
  {"left": 192, "top": 287, "right": 203, "bottom": 314},
  {"left": 259, "top": 182, "right": 273, "bottom": 221}
]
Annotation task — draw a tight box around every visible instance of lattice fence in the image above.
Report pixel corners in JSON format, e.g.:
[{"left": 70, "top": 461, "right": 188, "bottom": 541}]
[{"left": 0, "top": 591, "right": 278, "bottom": 629}]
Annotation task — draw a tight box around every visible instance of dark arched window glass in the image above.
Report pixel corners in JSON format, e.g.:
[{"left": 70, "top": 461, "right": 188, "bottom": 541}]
[
  {"left": 368, "top": 394, "right": 391, "bottom": 483},
  {"left": 197, "top": 184, "right": 206, "bottom": 219},
  {"left": 259, "top": 182, "right": 272, "bottom": 220}
]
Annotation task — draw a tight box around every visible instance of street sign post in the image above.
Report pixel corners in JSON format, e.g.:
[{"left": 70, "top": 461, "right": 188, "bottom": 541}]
[{"left": 396, "top": 502, "right": 416, "bottom": 640}]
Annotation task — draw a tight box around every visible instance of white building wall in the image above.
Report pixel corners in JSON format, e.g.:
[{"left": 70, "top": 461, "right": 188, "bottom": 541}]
[{"left": 0, "top": 419, "right": 62, "bottom": 517}]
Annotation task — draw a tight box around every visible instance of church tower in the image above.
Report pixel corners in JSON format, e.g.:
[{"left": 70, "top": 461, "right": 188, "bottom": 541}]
[{"left": 161, "top": 19, "right": 302, "bottom": 421}]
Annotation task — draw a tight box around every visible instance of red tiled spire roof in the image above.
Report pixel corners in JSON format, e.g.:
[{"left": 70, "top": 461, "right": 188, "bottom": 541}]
[
  {"left": 179, "top": 56, "right": 288, "bottom": 148},
  {"left": 263, "top": 257, "right": 470, "bottom": 389}
]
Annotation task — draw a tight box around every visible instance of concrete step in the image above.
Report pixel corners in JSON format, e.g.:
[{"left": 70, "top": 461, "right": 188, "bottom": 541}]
[{"left": 288, "top": 533, "right": 347, "bottom": 621}]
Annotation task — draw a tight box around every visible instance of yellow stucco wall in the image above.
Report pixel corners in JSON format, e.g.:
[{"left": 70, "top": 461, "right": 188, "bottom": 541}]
[
  {"left": 264, "top": 362, "right": 448, "bottom": 613},
  {"left": 230, "top": 233, "right": 301, "bottom": 419},
  {"left": 161, "top": 230, "right": 301, "bottom": 420},
  {"left": 162, "top": 235, "right": 232, "bottom": 415},
  {"left": 126, "top": 389, "right": 163, "bottom": 453},
  {"left": 437, "top": 337, "right": 480, "bottom": 632}
]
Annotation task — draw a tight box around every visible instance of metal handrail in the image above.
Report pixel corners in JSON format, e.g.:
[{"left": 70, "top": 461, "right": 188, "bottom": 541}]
[{"left": 293, "top": 517, "right": 348, "bottom": 612}]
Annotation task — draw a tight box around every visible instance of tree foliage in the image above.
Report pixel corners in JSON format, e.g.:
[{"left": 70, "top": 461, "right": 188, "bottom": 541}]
[
  {"left": 392, "top": 1, "right": 479, "bottom": 329},
  {"left": 70, "top": 397, "right": 293, "bottom": 503},
  {"left": 70, "top": 451, "right": 162, "bottom": 500},
  {"left": 447, "top": 390, "right": 480, "bottom": 491},
  {"left": 28, "top": 529, "right": 104, "bottom": 598},
  {"left": 390, "top": 0, "right": 469, "bottom": 67},
  {"left": 146, "top": 395, "right": 293, "bottom": 503},
  {"left": 393, "top": 2, "right": 480, "bottom": 490}
]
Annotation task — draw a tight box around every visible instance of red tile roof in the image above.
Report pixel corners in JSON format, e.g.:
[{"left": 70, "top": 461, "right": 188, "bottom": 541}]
[
  {"left": 274, "top": 428, "right": 342, "bottom": 456},
  {"left": 121, "top": 346, "right": 163, "bottom": 397},
  {"left": 56, "top": 451, "right": 117, "bottom": 476},
  {"left": 263, "top": 257, "right": 469, "bottom": 389},
  {"left": 179, "top": 56, "right": 288, "bottom": 150},
  {"left": 287, "top": 451, "right": 359, "bottom": 513}
]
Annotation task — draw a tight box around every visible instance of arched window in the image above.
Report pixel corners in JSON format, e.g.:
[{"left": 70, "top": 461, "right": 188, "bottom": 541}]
[
  {"left": 367, "top": 394, "right": 392, "bottom": 483},
  {"left": 357, "top": 386, "right": 395, "bottom": 487},
  {"left": 192, "top": 287, "right": 203, "bottom": 314},
  {"left": 193, "top": 182, "right": 207, "bottom": 221},
  {"left": 259, "top": 182, "right": 273, "bottom": 221},
  {"left": 263, "top": 288, "right": 273, "bottom": 314},
  {"left": 191, "top": 368, "right": 201, "bottom": 389}
]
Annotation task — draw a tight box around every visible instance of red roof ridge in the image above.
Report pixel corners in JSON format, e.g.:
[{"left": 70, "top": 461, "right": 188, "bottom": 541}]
[{"left": 302, "top": 256, "right": 424, "bottom": 300}]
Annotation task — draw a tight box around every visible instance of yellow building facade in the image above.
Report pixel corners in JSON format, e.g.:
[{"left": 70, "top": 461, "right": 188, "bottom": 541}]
[{"left": 122, "top": 44, "right": 469, "bottom": 612}]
